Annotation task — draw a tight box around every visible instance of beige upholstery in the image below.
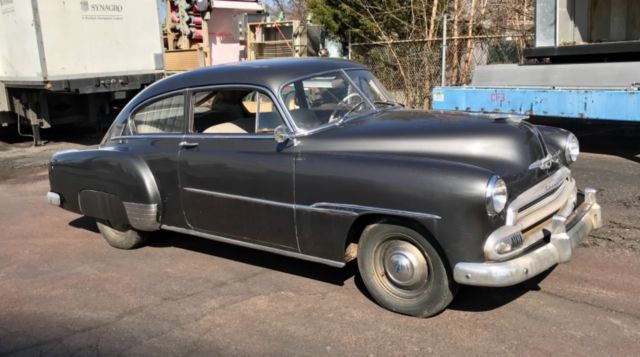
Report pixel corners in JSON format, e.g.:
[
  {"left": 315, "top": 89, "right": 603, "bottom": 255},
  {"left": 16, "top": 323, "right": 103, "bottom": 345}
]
[
  {"left": 203, "top": 122, "right": 248, "bottom": 134},
  {"left": 135, "top": 124, "right": 165, "bottom": 134}
]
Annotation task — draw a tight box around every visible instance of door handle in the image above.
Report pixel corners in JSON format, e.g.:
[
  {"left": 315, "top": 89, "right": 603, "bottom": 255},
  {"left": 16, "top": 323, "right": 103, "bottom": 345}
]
[{"left": 179, "top": 141, "right": 199, "bottom": 148}]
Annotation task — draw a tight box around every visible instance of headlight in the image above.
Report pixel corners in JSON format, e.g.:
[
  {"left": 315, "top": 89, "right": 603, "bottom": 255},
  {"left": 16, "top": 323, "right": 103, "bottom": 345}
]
[
  {"left": 486, "top": 175, "right": 508, "bottom": 216},
  {"left": 564, "top": 133, "right": 580, "bottom": 163}
]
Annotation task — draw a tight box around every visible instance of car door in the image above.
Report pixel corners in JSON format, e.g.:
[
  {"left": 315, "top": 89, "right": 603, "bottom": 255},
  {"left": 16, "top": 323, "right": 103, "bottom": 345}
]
[
  {"left": 120, "top": 90, "right": 187, "bottom": 228},
  {"left": 177, "top": 86, "right": 298, "bottom": 250}
]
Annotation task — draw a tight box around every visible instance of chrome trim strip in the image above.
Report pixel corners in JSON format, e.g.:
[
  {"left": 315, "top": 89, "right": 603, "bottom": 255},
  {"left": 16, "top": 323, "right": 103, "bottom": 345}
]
[
  {"left": 47, "top": 192, "right": 61, "bottom": 207},
  {"left": 297, "top": 204, "right": 359, "bottom": 217},
  {"left": 182, "top": 134, "right": 273, "bottom": 140},
  {"left": 309, "top": 203, "right": 441, "bottom": 220},
  {"left": 109, "top": 134, "right": 184, "bottom": 141},
  {"left": 161, "top": 224, "right": 346, "bottom": 268},
  {"left": 123, "top": 202, "right": 160, "bottom": 231},
  {"left": 184, "top": 187, "right": 294, "bottom": 209},
  {"left": 184, "top": 187, "right": 441, "bottom": 220}
]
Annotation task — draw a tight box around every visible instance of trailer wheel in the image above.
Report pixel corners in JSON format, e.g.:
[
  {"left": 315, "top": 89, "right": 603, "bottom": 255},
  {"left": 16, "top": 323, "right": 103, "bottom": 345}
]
[{"left": 96, "top": 220, "right": 148, "bottom": 249}]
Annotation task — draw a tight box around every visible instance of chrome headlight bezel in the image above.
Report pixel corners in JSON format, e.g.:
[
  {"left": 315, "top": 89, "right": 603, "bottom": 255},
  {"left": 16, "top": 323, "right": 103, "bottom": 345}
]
[
  {"left": 486, "top": 175, "right": 508, "bottom": 216},
  {"left": 564, "top": 133, "right": 580, "bottom": 163}
]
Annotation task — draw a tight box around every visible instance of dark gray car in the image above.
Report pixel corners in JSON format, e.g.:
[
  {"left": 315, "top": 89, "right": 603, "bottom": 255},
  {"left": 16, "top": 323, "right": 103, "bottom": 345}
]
[{"left": 47, "top": 58, "right": 603, "bottom": 317}]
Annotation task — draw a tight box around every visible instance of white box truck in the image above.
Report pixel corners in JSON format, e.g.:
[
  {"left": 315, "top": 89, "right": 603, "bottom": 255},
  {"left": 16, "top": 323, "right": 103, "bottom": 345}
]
[{"left": 0, "top": 0, "right": 164, "bottom": 144}]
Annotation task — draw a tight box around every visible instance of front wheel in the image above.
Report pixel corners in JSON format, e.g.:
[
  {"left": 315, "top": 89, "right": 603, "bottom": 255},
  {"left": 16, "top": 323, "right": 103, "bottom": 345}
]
[
  {"left": 96, "top": 220, "right": 148, "bottom": 250},
  {"left": 357, "top": 223, "right": 456, "bottom": 317}
]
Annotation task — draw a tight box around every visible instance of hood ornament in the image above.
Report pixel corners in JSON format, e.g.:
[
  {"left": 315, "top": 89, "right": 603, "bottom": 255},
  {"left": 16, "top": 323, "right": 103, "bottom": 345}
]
[{"left": 528, "top": 154, "right": 555, "bottom": 170}]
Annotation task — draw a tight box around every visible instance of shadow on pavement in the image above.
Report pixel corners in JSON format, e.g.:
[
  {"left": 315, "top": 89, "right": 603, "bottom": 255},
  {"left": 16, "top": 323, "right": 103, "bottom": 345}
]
[
  {"left": 68, "top": 216, "right": 100, "bottom": 233},
  {"left": 351, "top": 253, "right": 557, "bottom": 314},
  {"left": 69, "top": 214, "right": 557, "bottom": 312},
  {"left": 147, "top": 229, "right": 358, "bottom": 286},
  {"left": 448, "top": 268, "right": 554, "bottom": 312},
  {"left": 352, "top": 263, "right": 555, "bottom": 314},
  {"left": 68, "top": 216, "right": 357, "bottom": 285},
  {"left": 69, "top": 216, "right": 357, "bottom": 285}
]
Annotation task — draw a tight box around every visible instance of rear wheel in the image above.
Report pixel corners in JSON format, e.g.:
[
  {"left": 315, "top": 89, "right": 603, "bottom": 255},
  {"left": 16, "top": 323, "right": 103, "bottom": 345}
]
[
  {"left": 357, "top": 223, "right": 456, "bottom": 317},
  {"left": 96, "top": 220, "right": 148, "bottom": 250}
]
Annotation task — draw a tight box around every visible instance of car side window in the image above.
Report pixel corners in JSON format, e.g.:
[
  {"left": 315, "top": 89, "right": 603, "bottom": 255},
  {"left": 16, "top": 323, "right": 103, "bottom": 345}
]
[
  {"left": 191, "top": 88, "right": 285, "bottom": 135},
  {"left": 130, "top": 93, "right": 185, "bottom": 134}
]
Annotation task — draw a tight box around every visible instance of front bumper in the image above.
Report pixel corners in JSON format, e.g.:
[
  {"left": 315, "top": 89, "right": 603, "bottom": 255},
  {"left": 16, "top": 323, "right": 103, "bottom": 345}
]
[{"left": 453, "top": 188, "right": 602, "bottom": 287}]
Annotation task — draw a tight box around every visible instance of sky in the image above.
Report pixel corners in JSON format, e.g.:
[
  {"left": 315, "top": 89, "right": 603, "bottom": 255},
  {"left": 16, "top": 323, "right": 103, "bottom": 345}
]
[{"left": 158, "top": 0, "right": 166, "bottom": 25}]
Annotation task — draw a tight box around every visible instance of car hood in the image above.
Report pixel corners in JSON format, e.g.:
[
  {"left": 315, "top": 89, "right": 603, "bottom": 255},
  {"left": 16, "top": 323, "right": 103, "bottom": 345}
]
[{"left": 300, "top": 110, "right": 557, "bottom": 193}]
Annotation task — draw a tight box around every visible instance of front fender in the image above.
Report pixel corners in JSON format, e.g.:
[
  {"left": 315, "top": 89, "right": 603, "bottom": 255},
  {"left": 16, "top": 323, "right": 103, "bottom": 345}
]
[
  {"left": 536, "top": 125, "right": 573, "bottom": 166},
  {"left": 295, "top": 152, "right": 501, "bottom": 267}
]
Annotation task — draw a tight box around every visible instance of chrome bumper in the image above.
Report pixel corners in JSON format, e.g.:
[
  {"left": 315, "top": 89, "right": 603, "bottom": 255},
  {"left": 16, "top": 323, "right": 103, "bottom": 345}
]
[{"left": 453, "top": 188, "right": 603, "bottom": 287}]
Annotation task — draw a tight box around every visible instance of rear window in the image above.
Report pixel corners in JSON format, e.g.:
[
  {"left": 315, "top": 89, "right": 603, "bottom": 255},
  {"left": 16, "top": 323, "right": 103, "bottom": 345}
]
[{"left": 130, "top": 94, "right": 185, "bottom": 134}]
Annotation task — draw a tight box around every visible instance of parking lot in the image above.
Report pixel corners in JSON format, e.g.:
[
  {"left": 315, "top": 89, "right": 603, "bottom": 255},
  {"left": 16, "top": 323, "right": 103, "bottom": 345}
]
[{"left": 1, "top": 122, "right": 639, "bottom": 356}]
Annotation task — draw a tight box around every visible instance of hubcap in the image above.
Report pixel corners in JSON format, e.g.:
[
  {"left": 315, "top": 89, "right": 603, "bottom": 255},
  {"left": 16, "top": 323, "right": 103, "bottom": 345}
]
[{"left": 377, "top": 240, "right": 429, "bottom": 294}]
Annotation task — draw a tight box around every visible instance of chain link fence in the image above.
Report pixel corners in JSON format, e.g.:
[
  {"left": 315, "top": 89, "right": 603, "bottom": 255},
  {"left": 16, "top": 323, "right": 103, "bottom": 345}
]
[{"left": 350, "top": 34, "right": 533, "bottom": 109}]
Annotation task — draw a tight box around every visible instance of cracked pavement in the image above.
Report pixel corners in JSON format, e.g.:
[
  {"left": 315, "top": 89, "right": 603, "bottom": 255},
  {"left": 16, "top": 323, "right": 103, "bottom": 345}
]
[{"left": 1, "top": 126, "right": 639, "bottom": 356}]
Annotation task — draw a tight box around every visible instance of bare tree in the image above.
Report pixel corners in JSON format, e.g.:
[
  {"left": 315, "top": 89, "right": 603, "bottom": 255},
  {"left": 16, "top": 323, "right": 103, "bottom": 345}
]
[
  {"left": 268, "top": 0, "right": 308, "bottom": 21},
  {"left": 309, "top": 0, "right": 534, "bottom": 108}
]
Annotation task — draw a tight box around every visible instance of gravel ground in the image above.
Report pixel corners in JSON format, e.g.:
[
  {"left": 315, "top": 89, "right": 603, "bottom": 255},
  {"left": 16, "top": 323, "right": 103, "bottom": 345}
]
[
  {"left": 533, "top": 119, "right": 640, "bottom": 253},
  {"left": 0, "top": 126, "right": 99, "bottom": 179},
  {"left": 575, "top": 154, "right": 640, "bottom": 252}
]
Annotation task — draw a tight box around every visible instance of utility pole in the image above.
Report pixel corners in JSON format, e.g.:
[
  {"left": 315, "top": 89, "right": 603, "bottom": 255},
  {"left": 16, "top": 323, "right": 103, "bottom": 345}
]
[
  {"left": 441, "top": 14, "right": 449, "bottom": 86},
  {"left": 347, "top": 30, "right": 352, "bottom": 60}
]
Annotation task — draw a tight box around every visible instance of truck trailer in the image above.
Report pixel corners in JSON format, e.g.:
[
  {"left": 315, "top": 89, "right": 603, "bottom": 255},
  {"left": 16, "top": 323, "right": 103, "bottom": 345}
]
[
  {"left": 432, "top": 0, "right": 640, "bottom": 124},
  {"left": 0, "top": 0, "right": 164, "bottom": 145}
]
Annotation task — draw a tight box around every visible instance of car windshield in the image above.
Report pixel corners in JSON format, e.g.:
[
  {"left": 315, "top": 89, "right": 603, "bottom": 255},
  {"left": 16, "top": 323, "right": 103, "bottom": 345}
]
[{"left": 280, "top": 69, "right": 397, "bottom": 131}]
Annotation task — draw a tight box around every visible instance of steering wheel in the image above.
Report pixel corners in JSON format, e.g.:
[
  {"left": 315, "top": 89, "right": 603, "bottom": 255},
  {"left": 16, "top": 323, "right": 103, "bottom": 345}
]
[{"left": 329, "top": 93, "right": 364, "bottom": 122}]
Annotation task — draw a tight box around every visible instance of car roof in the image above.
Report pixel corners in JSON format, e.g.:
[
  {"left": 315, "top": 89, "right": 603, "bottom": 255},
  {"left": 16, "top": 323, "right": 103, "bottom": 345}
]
[{"left": 132, "top": 57, "right": 366, "bottom": 108}]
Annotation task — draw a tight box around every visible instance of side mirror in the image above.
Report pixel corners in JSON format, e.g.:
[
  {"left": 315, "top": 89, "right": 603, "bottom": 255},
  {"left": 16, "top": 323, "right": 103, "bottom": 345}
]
[{"left": 273, "top": 125, "right": 291, "bottom": 144}]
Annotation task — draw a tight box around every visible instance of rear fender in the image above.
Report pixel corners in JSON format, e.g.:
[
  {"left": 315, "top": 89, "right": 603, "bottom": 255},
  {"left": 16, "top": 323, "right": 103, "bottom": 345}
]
[{"left": 49, "top": 148, "right": 161, "bottom": 231}]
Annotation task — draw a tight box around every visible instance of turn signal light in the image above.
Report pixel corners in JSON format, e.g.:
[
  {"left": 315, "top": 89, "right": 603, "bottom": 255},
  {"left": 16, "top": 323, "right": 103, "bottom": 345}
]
[{"left": 495, "top": 232, "right": 524, "bottom": 254}]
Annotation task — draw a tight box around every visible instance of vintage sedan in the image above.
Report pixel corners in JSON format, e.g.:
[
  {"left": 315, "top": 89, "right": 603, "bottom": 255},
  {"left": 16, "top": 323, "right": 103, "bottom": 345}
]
[{"left": 47, "top": 58, "right": 602, "bottom": 317}]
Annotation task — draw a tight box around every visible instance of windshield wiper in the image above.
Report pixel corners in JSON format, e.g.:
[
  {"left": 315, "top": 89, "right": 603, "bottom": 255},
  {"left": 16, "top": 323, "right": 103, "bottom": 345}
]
[
  {"left": 336, "top": 100, "right": 403, "bottom": 125},
  {"left": 373, "top": 100, "right": 403, "bottom": 108}
]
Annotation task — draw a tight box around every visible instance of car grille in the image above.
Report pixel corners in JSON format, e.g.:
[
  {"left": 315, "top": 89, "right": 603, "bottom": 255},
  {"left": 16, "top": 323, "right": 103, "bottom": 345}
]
[
  {"left": 483, "top": 167, "right": 578, "bottom": 261},
  {"left": 505, "top": 167, "right": 576, "bottom": 229},
  {"left": 517, "top": 179, "right": 564, "bottom": 213}
]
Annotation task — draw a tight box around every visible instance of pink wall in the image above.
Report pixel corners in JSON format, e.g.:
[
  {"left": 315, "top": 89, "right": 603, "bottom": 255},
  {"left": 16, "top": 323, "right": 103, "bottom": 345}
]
[{"left": 208, "top": 8, "right": 251, "bottom": 65}]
